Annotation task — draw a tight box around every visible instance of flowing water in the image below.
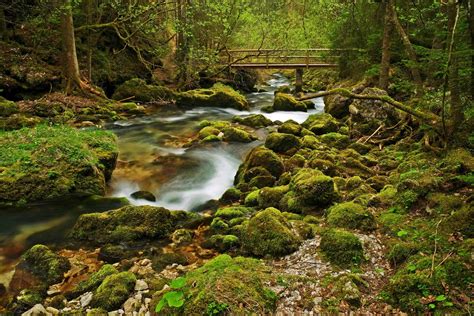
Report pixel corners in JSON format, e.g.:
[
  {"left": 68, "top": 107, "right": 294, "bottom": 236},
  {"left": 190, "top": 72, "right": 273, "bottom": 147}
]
[{"left": 0, "top": 73, "right": 324, "bottom": 284}]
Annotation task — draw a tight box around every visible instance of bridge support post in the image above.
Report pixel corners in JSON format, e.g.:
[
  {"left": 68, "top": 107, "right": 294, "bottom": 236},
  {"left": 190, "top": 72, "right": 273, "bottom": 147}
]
[{"left": 295, "top": 68, "right": 304, "bottom": 93}]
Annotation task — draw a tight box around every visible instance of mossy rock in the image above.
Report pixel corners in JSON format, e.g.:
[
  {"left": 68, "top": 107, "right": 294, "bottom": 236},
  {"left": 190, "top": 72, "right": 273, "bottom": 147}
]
[
  {"left": 302, "top": 113, "right": 339, "bottom": 135},
  {"left": 91, "top": 271, "right": 136, "bottom": 311},
  {"left": 308, "top": 158, "right": 337, "bottom": 176},
  {"left": 111, "top": 102, "right": 145, "bottom": 115},
  {"left": 244, "top": 190, "right": 260, "bottom": 206},
  {"left": 235, "top": 146, "right": 285, "bottom": 184},
  {"left": 214, "top": 206, "right": 252, "bottom": 219},
  {"left": 242, "top": 207, "right": 301, "bottom": 257},
  {"left": 198, "top": 126, "right": 220, "bottom": 139},
  {"left": 257, "top": 185, "right": 289, "bottom": 209},
  {"left": 156, "top": 254, "right": 277, "bottom": 314},
  {"left": 176, "top": 83, "right": 249, "bottom": 110},
  {"left": 222, "top": 126, "right": 256, "bottom": 143},
  {"left": 111, "top": 78, "right": 175, "bottom": 102},
  {"left": 233, "top": 114, "right": 273, "bottom": 128},
  {"left": 220, "top": 187, "right": 242, "bottom": 203},
  {"left": 325, "top": 273, "right": 368, "bottom": 307},
  {"left": 18, "top": 244, "right": 70, "bottom": 287},
  {"left": 320, "top": 229, "right": 364, "bottom": 267},
  {"left": 301, "top": 135, "right": 321, "bottom": 149},
  {"left": 278, "top": 120, "right": 302, "bottom": 135},
  {"left": 0, "top": 96, "right": 19, "bottom": 116},
  {"left": 273, "top": 93, "right": 307, "bottom": 112},
  {"left": 441, "top": 204, "right": 474, "bottom": 238},
  {"left": 387, "top": 242, "right": 418, "bottom": 266},
  {"left": 66, "top": 264, "right": 118, "bottom": 299},
  {"left": 289, "top": 168, "right": 338, "bottom": 207},
  {"left": 0, "top": 113, "right": 42, "bottom": 131},
  {"left": 285, "top": 154, "right": 306, "bottom": 172},
  {"left": 202, "top": 234, "right": 240, "bottom": 252},
  {"left": 321, "top": 132, "right": 350, "bottom": 149},
  {"left": 326, "top": 201, "right": 376, "bottom": 231},
  {"left": 0, "top": 125, "right": 118, "bottom": 203},
  {"left": 265, "top": 132, "right": 301, "bottom": 153},
  {"left": 69, "top": 205, "right": 202, "bottom": 244},
  {"left": 152, "top": 252, "right": 189, "bottom": 272}
]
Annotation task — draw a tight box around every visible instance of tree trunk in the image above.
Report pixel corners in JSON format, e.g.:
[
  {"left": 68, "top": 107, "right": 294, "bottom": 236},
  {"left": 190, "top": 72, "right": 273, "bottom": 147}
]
[
  {"left": 379, "top": 0, "right": 392, "bottom": 90},
  {"left": 447, "top": 1, "right": 463, "bottom": 130},
  {"left": 176, "top": 0, "right": 189, "bottom": 84},
  {"left": 60, "top": 0, "right": 82, "bottom": 94},
  {"left": 468, "top": 0, "right": 474, "bottom": 99},
  {"left": 389, "top": 0, "right": 423, "bottom": 95},
  {"left": 0, "top": 6, "right": 7, "bottom": 40}
]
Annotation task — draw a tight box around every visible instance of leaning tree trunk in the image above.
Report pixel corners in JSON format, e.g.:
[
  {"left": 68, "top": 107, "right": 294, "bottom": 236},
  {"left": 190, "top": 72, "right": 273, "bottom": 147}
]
[
  {"left": 389, "top": 0, "right": 423, "bottom": 95},
  {"left": 379, "top": 0, "right": 392, "bottom": 90}
]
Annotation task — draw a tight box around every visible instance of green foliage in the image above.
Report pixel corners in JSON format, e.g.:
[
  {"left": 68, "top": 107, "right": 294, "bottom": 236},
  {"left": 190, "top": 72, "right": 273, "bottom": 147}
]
[{"left": 155, "top": 277, "right": 186, "bottom": 313}]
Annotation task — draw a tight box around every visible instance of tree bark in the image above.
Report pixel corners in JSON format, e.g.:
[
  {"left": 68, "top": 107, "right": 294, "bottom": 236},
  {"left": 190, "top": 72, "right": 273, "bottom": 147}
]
[
  {"left": 175, "top": 0, "right": 189, "bottom": 84},
  {"left": 0, "top": 6, "right": 8, "bottom": 40},
  {"left": 468, "top": 0, "right": 474, "bottom": 99},
  {"left": 379, "top": 0, "right": 392, "bottom": 90},
  {"left": 60, "top": 0, "right": 82, "bottom": 94},
  {"left": 389, "top": 0, "right": 423, "bottom": 95}
]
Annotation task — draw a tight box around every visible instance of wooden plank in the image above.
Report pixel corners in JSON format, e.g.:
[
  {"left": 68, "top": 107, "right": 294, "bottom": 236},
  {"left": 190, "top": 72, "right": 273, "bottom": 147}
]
[{"left": 230, "top": 63, "right": 338, "bottom": 69}]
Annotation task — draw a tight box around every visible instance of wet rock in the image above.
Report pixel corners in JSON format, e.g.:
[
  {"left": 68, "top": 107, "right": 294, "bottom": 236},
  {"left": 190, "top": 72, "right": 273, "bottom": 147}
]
[
  {"left": 273, "top": 93, "right": 307, "bottom": 112},
  {"left": 242, "top": 207, "right": 301, "bottom": 257},
  {"left": 90, "top": 272, "right": 136, "bottom": 311},
  {"left": 278, "top": 120, "right": 303, "bottom": 135},
  {"left": 265, "top": 132, "right": 301, "bottom": 153},
  {"left": 233, "top": 114, "right": 273, "bottom": 128},
  {"left": 176, "top": 83, "right": 249, "bottom": 111},
  {"left": 235, "top": 146, "right": 285, "bottom": 186},
  {"left": 111, "top": 78, "right": 175, "bottom": 102},
  {"left": 69, "top": 205, "right": 202, "bottom": 245},
  {"left": 171, "top": 229, "right": 194, "bottom": 246},
  {"left": 130, "top": 190, "right": 156, "bottom": 202},
  {"left": 302, "top": 113, "right": 339, "bottom": 135},
  {"left": 222, "top": 126, "right": 256, "bottom": 143}
]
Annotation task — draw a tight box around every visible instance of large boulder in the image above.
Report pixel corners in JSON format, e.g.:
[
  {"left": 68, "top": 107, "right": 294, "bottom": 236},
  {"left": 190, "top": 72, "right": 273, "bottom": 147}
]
[
  {"left": 0, "top": 125, "right": 118, "bottom": 203},
  {"left": 302, "top": 113, "right": 339, "bottom": 135},
  {"left": 265, "top": 132, "right": 301, "bottom": 153},
  {"left": 235, "top": 146, "right": 285, "bottom": 187},
  {"left": 242, "top": 207, "right": 301, "bottom": 257},
  {"left": 176, "top": 83, "right": 249, "bottom": 110},
  {"left": 111, "top": 78, "right": 175, "bottom": 102},
  {"left": 289, "top": 168, "right": 338, "bottom": 207},
  {"left": 0, "top": 96, "right": 19, "bottom": 116},
  {"left": 272, "top": 93, "right": 307, "bottom": 112},
  {"left": 69, "top": 205, "right": 202, "bottom": 245},
  {"left": 326, "top": 201, "right": 376, "bottom": 231},
  {"left": 233, "top": 114, "right": 273, "bottom": 128},
  {"left": 320, "top": 229, "right": 364, "bottom": 267},
  {"left": 90, "top": 272, "right": 136, "bottom": 311}
]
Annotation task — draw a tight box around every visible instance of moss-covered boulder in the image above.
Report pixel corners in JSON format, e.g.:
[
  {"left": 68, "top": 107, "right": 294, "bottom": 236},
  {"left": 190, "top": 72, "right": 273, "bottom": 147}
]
[
  {"left": 0, "top": 125, "right": 118, "bottom": 203},
  {"left": 66, "top": 264, "right": 118, "bottom": 298},
  {"left": 265, "top": 132, "right": 301, "bottom": 153},
  {"left": 17, "top": 245, "right": 70, "bottom": 287},
  {"left": 320, "top": 229, "right": 364, "bottom": 267},
  {"left": 69, "top": 205, "right": 202, "bottom": 244},
  {"left": 202, "top": 234, "right": 240, "bottom": 252},
  {"left": 321, "top": 132, "right": 350, "bottom": 149},
  {"left": 273, "top": 93, "right": 307, "bottom": 112},
  {"left": 242, "top": 207, "right": 301, "bottom": 257},
  {"left": 91, "top": 271, "right": 136, "bottom": 311},
  {"left": 0, "top": 96, "right": 19, "bottom": 116},
  {"left": 233, "top": 114, "right": 273, "bottom": 128},
  {"left": 257, "top": 185, "right": 289, "bottom": 209},
  {"left": 222, "top": 126, "right": 256, "bottom": 143},
  {"left": 154, "top": 255, "right": 277, "bottom": 314},
  {"left": 324, "top": 92, "right": 351, "bottom": 118},
  {"left": 277, "top": 120, "right": 303, "bottom": 136},
  {"left": 111, "top": 78, "right": 175, "bottom": 102},
  {"left": 235, "top": 146, "right": 285, "bottom": 185},
  {"left": 176, "top": 83, "right": 249, "bottom": 110},
  {"left": 302, "top": 113, "right": 339, "bottom": 135},
  {"left": 289, "top": 168, "right": 338, "bottom": 207},
  {"left": 326, "top": 201, "right": 376, "bottom": 231}
]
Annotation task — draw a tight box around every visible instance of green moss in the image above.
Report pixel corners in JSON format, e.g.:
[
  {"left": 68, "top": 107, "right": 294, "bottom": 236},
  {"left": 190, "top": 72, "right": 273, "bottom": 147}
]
[
  {"left": 236, "top": 146, "right": 285, "bottom": 183},
  {"left": 387, "top": 242, "right": 418, "bottom": 266},
  {"left": 278, "top": 120, "right": 302, "bottom": 135},
  {"left": 68, "top": 264, "right": 118, "bottom": 298},
  {"left": 289, "top": 168, "right": 338, "bottom": 207},
  {"left": 233, "top": 114, "right": 273, "bottom": 128},
  {"left": 70, "top": 205, "right": 201, "bottom": 244},
  {"left": 220, "top": 187, "right": 241, "bottom": 203},
  {"left": 257, "top": 185, "right": 289, "bottom": 209},
  {"left": 265, "top": 132, "right": 301, "bottom": 153},
  {"left": 441, "top": 204, "right": 474, "bottom": 238},
  {"left": 321, "top": 132, "right": 350, "bottom": 149},
  {"left": 426, "top": 193, "right": 464, "bottom": 214},
  {"left": 348, "top": 142, "right": 371, "bottom": 155},
  {"left": 222, "top": 126, "right": 256, "bottom": 143},
  {"left": 203, "top": 234, "right": 240, "bottom": 252},
  {"left": 242, "top": 207, "right": 301, "bottom": 257},
  {"left": 198, "top": 126, "right": 220, "bottom": 139},
  {"left": 301, "top": 135, "right": 321, "bottom": 149},
  {"left": 15, "top": 289, "right": 44, "bottom": 310},
  {"left": 111, "top": 78, "right": 175, "bottom": 102},
  {"left": 91, "top": 271, "right": 136, "bottom": 311},
  {"left": 244, "top": 190, "right": 260, "bottom": 206},
  {"left": 273, "top": 93, "right": 307, "bottom": 112},
  {"left": 326, "top": 202, "right": 376, "bottom": 231},
  {"left": 157, "top": 254, "right": 277, "bottom": 314},
  {"left": 0, "top": 125, "right": 118, "bottom": 203},
  {"left": 320, "top": 229, "right": 364, "bottom": 267},
  {"left": 302, "top": 113, "right": 339, "bottom": 135},
  {"left": 176, "top": 83, "right": 249, "bottom": 111},
  {"left": 377, "top": 185, "right": 397, "bottom": 204},
  {"left": 0, "top": 97, "right": 19, "bottom": 116},
  {"left": 215, "top": 206, "right": 252, "bottom": 219},
  {"left": 210, "top": 218, "right": 229, "bottom": 233},
  {"left": 324, "top": 274, "right": 368, "bottom": 307},
  {"left": 308, "top": 158, "right": 336, "bottom": 176},
  {"left": 19, "top": 244, "right": 70, "bottom": 286}
]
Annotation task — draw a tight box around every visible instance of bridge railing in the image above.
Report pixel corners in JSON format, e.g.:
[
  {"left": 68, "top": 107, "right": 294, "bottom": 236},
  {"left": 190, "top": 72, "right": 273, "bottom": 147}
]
[{"left": 221, "top": 48, "right": 356, "bottom": 68}]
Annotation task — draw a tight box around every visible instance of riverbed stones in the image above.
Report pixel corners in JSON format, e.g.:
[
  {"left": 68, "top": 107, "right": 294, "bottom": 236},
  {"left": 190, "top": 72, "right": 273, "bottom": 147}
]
[
  {"left": 90, "top": 272, "right": 136, "bottom": 311},
  {"left": 302, "top": 113, "right": 339, "bottom": 135},
  {"left": 235, "top": 146, "right": 285, "bottom": 186},
  {"left": 272, "top": 93, "right": 307, "bottom": 112},
  {"left": 111, "top": 78, "right": 175, "bottom": 102},
  {"left": 265, "top": 132, "right": 301, "bottom": 153},
  {"left": 176, "top": 83, "right": 249, "bottom": 110},
  {"left": 233, "top": 114, "right": 273, "bottom": 128}
]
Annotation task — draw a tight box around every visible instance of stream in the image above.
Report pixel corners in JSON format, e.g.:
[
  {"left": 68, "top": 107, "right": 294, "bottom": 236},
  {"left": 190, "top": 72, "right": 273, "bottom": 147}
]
[{"left": 0, "top": 73, "right": 324, "bottom": 285}]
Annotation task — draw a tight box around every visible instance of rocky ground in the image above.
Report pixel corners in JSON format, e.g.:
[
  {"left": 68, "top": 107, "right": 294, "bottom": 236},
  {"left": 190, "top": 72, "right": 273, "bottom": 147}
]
[{"left": 0, "top": 80, "right": 472, "bottom": 315}]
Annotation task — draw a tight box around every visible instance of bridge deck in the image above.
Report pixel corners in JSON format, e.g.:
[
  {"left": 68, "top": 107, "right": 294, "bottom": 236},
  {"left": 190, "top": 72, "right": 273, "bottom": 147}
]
[{"left": 231, "top": 63, "right": 338, "bottom": 69}]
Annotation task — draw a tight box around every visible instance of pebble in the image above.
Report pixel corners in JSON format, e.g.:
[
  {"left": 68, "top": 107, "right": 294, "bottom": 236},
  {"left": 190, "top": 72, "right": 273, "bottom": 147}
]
[
  {"left": 80, "top": 292, "right": 93, "bottom": 307},
  {"left": 46, "top": 307, "right": 59, "bottom": 315},
  {"left": 21, "top": 304, "right": 48, "bottom": 316},
  {"left": 134, "top": 279, "right": 149, "bottom": 291}
]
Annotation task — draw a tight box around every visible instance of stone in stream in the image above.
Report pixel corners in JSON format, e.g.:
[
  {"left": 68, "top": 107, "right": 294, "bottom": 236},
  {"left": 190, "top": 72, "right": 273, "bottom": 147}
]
[
  {"left": 130, "top": 190, "right": 156, "bottom": 202},
  {"left": 176, "top": 83, "right": 249, "bottom": 110}
]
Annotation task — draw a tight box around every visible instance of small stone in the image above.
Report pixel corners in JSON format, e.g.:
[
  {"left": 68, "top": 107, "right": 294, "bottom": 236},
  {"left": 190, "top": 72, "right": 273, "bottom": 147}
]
[
  {"left": 124, "top": 297, "right": 139, "bottom": 314},
  {"left": 134, "top": 280, "right": 148, "bottom": 291},
  {"left": 46, "top": 306, "right": 60, "bottom": 315},
  {"left": 21, "top": 304, "right": 48, "bottom": 316},
  {"left": 80, "top": 292, "right": 93, "bottom": 307}
]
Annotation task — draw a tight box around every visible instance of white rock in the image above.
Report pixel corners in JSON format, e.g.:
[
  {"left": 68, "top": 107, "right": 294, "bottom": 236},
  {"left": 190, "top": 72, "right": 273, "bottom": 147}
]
[
  {"left": 134, "top": 279, "right": 149, "bottom": 291},
  {"left": 46, "top": 307, "right": 59, "bottom": 315},
  {"left": 80, "top": 292, "right": 93, "bottom": 307},
  {"left": 21, "top": 304, "right": 49, "bottom": 316}
]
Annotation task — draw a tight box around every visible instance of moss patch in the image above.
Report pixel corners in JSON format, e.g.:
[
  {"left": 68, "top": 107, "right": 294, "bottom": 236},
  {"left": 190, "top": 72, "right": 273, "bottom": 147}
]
[
  {"left": 91, "top": 271, "right": 137, "bottom": 311},
  {"left": 176, "top": 83, "right": 249, "bottom": 110},
  {"left": 320, "top": 229, "right": 364, "bottom": 267},
  {"left": 326, "top": 201, "right": 376, "bottom": 231}
]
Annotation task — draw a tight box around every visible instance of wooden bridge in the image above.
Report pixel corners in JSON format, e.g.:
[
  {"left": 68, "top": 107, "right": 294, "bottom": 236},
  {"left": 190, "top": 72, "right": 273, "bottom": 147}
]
[{"left": 220, "top": 48, "right": 351, "bottom": 91}]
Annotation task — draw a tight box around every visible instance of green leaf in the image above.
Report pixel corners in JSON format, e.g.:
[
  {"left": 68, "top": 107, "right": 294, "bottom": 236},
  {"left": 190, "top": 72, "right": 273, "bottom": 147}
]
[
  {"left": 397, "top": 230, "right": 408, "bottom": 237},
  {"left": 435, "top": 295, "right": 446, "bottom": 301},
  {"left": 443, "top": 301, "right": 454, "bottom": 307},
  {"left": 164, "top": 291, "right": 185, "bottom": 308},
  {"left": 429, "top": 303, "right": 436, "bottom": 309},
  {"left": 170, "top": 277, "right": 186, "bottom": 289},
  {"left": 407, "top": 263, "right": 417, "bottom": 272},
  {"left": 155, "top": 298, "right": 166, "bottom": 313}
]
